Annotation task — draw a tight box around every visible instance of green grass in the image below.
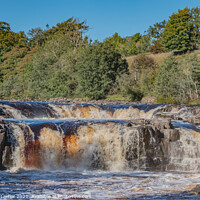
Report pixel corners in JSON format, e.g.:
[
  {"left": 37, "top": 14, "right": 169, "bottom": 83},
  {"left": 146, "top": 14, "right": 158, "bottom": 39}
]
[{"left": 187, "top": 99, "right": 200, "bottom": 105}]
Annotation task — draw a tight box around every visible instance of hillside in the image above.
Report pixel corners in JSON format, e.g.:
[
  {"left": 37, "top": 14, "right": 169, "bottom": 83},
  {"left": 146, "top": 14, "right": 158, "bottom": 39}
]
[
  {"left": 126, "top": 50, "right": 200, "bottom": 67},
  {"left": 0, "top": 7, "right": 200, "bottom": 104}
]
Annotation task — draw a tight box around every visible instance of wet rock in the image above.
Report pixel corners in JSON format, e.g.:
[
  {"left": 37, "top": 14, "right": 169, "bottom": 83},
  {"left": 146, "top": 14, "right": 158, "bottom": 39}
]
[
  {"left": 0, "top": 131, "right": 6, "bottom": 170},
  {"left": 152, "top": 117, "right": 173, "bottom": 130},
  {"left": 190, "top": 184, "right": 200, "bottom": 195},
  {"left": 163, "top": 129, "right": 180, "bottom": 142},
  {"left": 137, "top": 126, "right": 166, "bottom": 171},
  {"left": 2, "top": 146, "right": 12, "bottom": 168},
  {"left": 188, "top": 116, "right": 200, "bottom": 125}
]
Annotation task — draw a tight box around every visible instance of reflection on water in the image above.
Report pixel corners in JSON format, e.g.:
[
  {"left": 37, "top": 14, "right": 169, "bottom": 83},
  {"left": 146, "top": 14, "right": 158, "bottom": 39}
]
[{"left": 0, "top": 169, "right": 200, "bottom": 199}]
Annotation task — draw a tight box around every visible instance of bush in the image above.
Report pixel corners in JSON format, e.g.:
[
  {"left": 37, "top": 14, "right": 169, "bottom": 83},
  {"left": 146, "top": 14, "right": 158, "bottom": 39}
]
[
  {"left": 154, "top": 96, "right": 180, "bottom": 104},
  {"left": 76, "top": 42, "right": 128, "bottom": 100},
  {"left": 154, "top": 56, "right": 184, "bottom": 102},
  {"left": 128, "top": 88, "right": 144, "bottom": 101}
]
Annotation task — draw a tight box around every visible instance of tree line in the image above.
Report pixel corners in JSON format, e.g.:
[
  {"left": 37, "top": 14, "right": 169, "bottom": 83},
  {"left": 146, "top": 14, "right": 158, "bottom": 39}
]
[{"left": 0, "top": 7, "right": 199, "bottom": 103}]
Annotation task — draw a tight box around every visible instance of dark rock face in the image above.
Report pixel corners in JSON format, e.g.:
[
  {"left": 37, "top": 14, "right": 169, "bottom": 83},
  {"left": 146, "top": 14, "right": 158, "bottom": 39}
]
[
  {"left": 133, "top": 118, "right": 180, "bottom": 171},
  {"left": 0, "top": 101, "right": 199, "bottom": 172},
  {"left": 2, "top": 146, "right": 12, "bottom": 168},
  {"left": 0, "top": 122, "right": 6, "bottom": 170}
]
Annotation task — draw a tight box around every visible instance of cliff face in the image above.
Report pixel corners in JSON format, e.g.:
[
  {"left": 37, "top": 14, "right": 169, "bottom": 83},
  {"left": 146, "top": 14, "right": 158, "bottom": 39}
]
[{"left": 0, "top": 101, "right": 199, "bottom": 171}]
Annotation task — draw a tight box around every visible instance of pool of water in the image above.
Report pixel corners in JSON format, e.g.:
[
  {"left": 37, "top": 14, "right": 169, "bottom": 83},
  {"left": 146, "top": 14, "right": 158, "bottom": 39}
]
[{"left": 0, "top": 168, "right": 199, "bottom": 199}]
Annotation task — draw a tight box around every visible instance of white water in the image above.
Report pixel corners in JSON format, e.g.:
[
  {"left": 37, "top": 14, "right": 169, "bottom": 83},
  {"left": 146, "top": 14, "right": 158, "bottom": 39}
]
[
  {"left": 0, "top": 169, "right": 199, "bottom": 199},
  {"left": 8, "top": 121, "right": 146, "bottom": 171},
  {"left": 1, "top": 101, "right": 200, "bottom": 199}
]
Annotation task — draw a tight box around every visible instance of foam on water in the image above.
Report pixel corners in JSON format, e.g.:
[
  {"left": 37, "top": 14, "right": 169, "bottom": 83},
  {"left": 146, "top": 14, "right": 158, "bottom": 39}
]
[
  {"left": 1, "top": 101, "right": 200, "bottom": 199},
  {"left": 0, "top": 169, "right": 200, "bottom": 199}
]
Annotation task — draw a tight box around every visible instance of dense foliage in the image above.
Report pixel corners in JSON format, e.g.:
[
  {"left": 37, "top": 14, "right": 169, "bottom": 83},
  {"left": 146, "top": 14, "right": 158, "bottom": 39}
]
[
  {"left": 0, "top": 7, "right": 200, "bottom": 103},
  {"left": 76, "top": 42, "right": 128, "bottom": 99}
]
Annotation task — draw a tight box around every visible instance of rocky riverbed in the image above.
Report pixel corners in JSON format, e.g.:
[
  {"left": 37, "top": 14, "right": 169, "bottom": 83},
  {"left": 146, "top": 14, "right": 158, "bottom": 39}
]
[{"left": 0, "top": 100, "right": 199, "bottom": 199}]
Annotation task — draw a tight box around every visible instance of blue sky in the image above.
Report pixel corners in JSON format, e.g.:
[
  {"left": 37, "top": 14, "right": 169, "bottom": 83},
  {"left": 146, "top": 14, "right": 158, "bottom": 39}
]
[{"left": 1, "top": 0, "right": 200, "bottom": 41}]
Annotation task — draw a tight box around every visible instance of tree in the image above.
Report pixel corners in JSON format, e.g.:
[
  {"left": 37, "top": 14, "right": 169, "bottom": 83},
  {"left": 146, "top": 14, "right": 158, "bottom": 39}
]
[
  {"left": 136, "top": 34, "right": 150, "bottom": 54},
  {"left": 25, "top": 35, "right": 78, "bottom": 99},
  {"left": 103, "top": 33, "right": 127, "bottom": 56},
  {"left": 149, "top": 39, "right": 164, "bottom": 54},
  {"left": 161, "top": 8, "right": 195, "bottom": 52},
  {"left": 130, "top": 54, "right": 156, "bottom": 87},
  {"left": 148, "top": 20, "right": 166, "bottom": 46},
  {"left": 28, "top": 27, "right": 44, "bottom": 47},
  {"left": 0, "top": 21, "right": 28, "bottom": 54},
  {"left": 0, "top": 21, "right": 16, "bottom": 53},
  {"left": 180, "top": 54, "right": 200, "bottom": 99},
  {"left": 76, "top": 42, "right": 128, "bottom": 99},
  {"left": 45, "top": 17, "right": 88, "bottom": 49},
  {"left": 190, "top": 7, "right": 200, "bottom": 47},
  {"left": 125, "top": 33, "right": 142, "bottom": 55},
  {"left": 154, "top": 56, "right": 184, "bottom": 102}
]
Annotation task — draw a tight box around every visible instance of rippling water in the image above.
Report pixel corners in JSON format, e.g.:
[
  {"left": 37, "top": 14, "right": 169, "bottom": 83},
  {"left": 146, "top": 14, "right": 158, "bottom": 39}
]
[
  {"left": 0, "top": 169, "right": 200, "bottom": 199},
  {"left": 1, "top": 101, "right": 200, "bottom": 199}
]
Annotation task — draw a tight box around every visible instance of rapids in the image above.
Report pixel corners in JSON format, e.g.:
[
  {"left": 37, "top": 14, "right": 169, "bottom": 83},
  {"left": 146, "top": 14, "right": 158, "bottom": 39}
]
[{"left": 0, "top": 100, "right": 199, "bottom": 199}]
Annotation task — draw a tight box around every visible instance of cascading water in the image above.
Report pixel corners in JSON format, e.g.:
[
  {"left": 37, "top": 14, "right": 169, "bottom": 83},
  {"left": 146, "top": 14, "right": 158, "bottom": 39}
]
[
  {"left": 0, "top": 100, "right": 200, "bottom": 199},
  {"left": 5, "top": 120, "right": 147, "bottom": 171}
]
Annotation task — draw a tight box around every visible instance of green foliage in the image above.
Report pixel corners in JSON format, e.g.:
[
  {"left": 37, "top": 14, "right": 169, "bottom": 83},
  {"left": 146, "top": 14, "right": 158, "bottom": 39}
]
[
  {"left": 190, "top": 7, "right": 200, "bottom": 47},
  {"left": 0, "top": 12, "right": 199, "bottom": 103},
  {"left": 109, "top": 73, "right": 144, "bottom": 101},
  {"left": 179, "top": 54, "right": 200, "bottom": 99},
  {"left": 148, "top": 20, "right": 166, "bottom": 41},
  {"left": 0, "top": 46, "right": 29, "bottom": 98},
  {"left": 136, "top": 35, "right": 150, "bottom": 53},
  {"left": 161, "top": 8, "right": 196, "bottom": 51},
  {"left": 110, "top": 74, "right": 133, "bottom": 97},
  {"left": 28, "top": 27, "right": 44, "bottom": 47},
  {"left": 27, "top": 17, "right": 88, "bottom": 48},
  {"left": 126, "top": 33, "right": 142, "bottom": 55},
  {"left": 103, "top": 33, "right": 143, "bottom": 56},
  {"left": 0, "top": 22, "right": 27, "bottom": 54},
  {"left": 127, "top": 88, "right": 144, "bottom": 101},
  {"left": 130, "top": 54, "right": 156, "bottom": 89},
  {"left": 192, "top": 55, "right": 200, "bottom": 88},
  {"left": 154, "top": 56, "right": 184, "bottom": 102},
  {"left": 147, "top": 20, "right": 166, "bottom": 54},
  {"left": 154, "top": 96, "right": 180, "bottom": 104},
  {"left": 130, "top": 54, "right": 156, "bottom": 72},
  {"left": 103, "top": 33, "right": 127, "bottom": 56},
  {"left": 149, "top": 39, "right": 164, "bottom": 54},
  {"left": 76, "top": 42, "right": 128, "bottom": 99},
  {"left": 147, "top": 20, "right": 166, "bottom": 53},
  {"left": 45, "top": 17, "right": 88, "bottom": 48},
  {"left": 24, "top": 35, "right": 79, "bottom": 99}
]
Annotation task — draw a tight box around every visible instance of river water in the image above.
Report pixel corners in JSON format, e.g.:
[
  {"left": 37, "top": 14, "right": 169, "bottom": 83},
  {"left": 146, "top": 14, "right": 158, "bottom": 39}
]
[
  {"left": 0, "top": 169, "right": 200, "bottom": 199},
  {"left": 0, "top": 101, "right": 200, "bottom": 199}
]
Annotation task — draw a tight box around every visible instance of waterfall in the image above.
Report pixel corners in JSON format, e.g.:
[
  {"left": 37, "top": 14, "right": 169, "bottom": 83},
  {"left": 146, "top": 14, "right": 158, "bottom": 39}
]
[
  {"left": 6, "top": 120, "right": 146, "bottom": 171},
  {"left": 0, "top": 101, "right": 199, "bottom": 172}
]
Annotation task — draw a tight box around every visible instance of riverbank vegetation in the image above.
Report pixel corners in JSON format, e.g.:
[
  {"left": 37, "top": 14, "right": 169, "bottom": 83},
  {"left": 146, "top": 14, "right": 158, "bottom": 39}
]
[{"left": 0, "top": 7, "right": 199, "bottom": 104}]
